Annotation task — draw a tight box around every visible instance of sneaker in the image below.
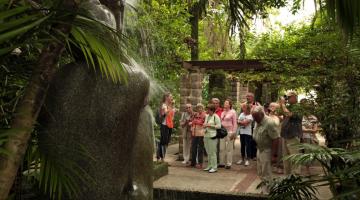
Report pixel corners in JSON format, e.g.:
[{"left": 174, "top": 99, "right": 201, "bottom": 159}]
[
  {"left": 203, "top": 167, "right": 211, "bottom": 171},
  {"left": 208, "top": 168, "right": 217, "bottom": 173},
  {"left": 181, "top": 161, "right": 187, "bottom": 164},
  {"left": 236, "top": 160, "right": 244, "bottom": 165},
  {"left": 225, "top": 165, "right": 231, "bottom": 169},
  {"left": 244, "top": 160, "right": 249, "bottom": 166},
  {"left": 195, "top": 164, "right": 202, "bottom": 169},
  {"left": 218, "top": 164, "right": 225, "bottom": 168}
]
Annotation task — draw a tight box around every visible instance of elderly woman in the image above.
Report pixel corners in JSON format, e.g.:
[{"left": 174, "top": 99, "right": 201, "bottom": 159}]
[
  {"left": 268, "top": 102, "right": 283, "bottom": 174},
  {"left": 179, "top": 103, "right": 194, "bottom": 164},
  {"left": 203, "top": 104, "right": 221, "bottom": 173},
  {"left": 219, "top": 99, "right": 238, "bottom": 169},
  {"left": 188, "top": 103, "right": 206, "bottom": 168},
  {"left": 236, "top": 103, "right": 253, "bottom": 166}
]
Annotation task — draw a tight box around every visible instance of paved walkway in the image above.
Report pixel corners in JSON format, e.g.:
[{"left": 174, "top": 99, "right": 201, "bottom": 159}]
[{"left": 153, "top": 135, "right": 332, "bottom": 199}]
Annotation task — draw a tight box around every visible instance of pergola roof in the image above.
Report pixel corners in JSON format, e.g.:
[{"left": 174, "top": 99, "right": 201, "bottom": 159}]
[{"left": 182, "top": 59, "right": 265, "bottom": 71}]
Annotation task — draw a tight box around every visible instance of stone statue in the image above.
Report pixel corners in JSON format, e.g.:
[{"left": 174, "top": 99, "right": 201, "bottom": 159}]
[
  {"left": 38, "top": 1, "right": 154, "bottom": 198},
  {"left": 38, "top": 62, "right": 153, "bottom": 200}
]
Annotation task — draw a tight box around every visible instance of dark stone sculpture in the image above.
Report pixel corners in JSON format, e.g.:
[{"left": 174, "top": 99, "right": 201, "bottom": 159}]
[{"left": 38, "top": 62, "right": 153, "bottom": 200}]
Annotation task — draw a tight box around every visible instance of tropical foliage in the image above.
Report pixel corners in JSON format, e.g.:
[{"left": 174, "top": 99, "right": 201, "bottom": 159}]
[
  {"left": 0, "top": 0, "right": 129, "bottom": 199},
  {"left": 248, "top": 2, "right": 360, "bottom": 198},
  {"left": 2, "top": 0, "right": 360, "bottom": 199},
  {"left": 263, "top": 143, "right": 360, "bottom": 200}
]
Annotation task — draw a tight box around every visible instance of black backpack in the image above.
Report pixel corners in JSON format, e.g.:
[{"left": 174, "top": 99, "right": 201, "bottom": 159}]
[{"left": 155, "top": 109, "right": 165, "bottom": 125}]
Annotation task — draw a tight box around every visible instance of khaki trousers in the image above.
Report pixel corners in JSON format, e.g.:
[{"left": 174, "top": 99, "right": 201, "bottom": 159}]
[
  {"left": 257, "top": 149, "right": 272, "bottom": 179},
  {"left": 257, "top": 149, "right": 272, "bottom": 194},
  {"left": 283, "top": 137, "right": 301, "bottom": 175},
  {"left": 183, "top": 135, "right": 191, "bottom": 162},
  {"left": 219, "top": 135, "right": 234, "bottom": 166},
  {"left": 204, "top": 137, "right": 218, "bottom": 170}
]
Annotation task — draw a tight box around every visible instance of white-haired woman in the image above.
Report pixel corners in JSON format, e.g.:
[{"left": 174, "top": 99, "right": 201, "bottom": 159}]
[{"left": 188, "top": 103, "right": 206, "bottom": 169}]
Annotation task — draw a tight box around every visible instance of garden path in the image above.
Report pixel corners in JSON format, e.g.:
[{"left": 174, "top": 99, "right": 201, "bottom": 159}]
[{"left": 153, "top": 134, "right": 332, "bottom": 199}]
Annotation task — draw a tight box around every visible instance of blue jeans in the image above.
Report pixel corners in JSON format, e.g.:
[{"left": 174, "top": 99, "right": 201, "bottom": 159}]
[
  {"left": 240, "top": 134, "right": 252, "bottom": 159},
  {"left": 157, "top": 124, "right": 172, "bottom": 159},
  {"left": 191, "top": 136, "right": 204, "bottom": 166}
]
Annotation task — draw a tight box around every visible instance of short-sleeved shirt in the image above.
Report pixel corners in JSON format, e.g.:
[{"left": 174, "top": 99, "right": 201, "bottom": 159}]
[
  {"left": 281, "top": 104, "right": 303, "bottom": 139},
  {"left": 302, "top": 115, "right": 318, "bottom": 139},
  {"left": 204, "top": 114, "right": 221, "bottom": 138},
  {"left": 253, "top": 116, "right": 280, "bottom": 151},
  {"left": 161, "top": 103, "right": 167, "bottom": 125},
  {"left": 238, "top": 113, "right": 253, "bottom": 135}
]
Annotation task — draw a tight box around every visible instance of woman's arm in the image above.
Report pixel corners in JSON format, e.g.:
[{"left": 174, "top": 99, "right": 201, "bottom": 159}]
[
  {"left": 179, "top": 112, "right": 186, "bottom": 126},
  {"left": 214, "top": 115, "right": 221, "bottom": 129},
  {"left": 231, "top": 111, "right": 237, "bottom": 133},
  {"left": 160, "top": 104, "right": 168, "bottom": 116},
  {"left": 238, "top": 118, "right": 251, "bottom": 126}
]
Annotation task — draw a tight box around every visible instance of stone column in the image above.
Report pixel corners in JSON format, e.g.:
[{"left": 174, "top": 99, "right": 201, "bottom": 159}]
[
  {"left": 178, "top": 68, "right": 204, "bottom": 160},
  {"left": 178, "top": 73, "right": 191, "bottom": 161},
  {"left": 189, "top": 69, "right": 203, "bottom": 106}
]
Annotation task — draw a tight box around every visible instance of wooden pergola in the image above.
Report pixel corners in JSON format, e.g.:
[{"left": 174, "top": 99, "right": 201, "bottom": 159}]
[
  {"left": 178, "top": 59, "right": 272, "bottom": 161},
  {"left": 182, "top": 59, "right": 265, "bottom": 71}
]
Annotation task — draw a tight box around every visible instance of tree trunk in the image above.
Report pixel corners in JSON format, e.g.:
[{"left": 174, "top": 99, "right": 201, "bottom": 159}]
[
  {"left": 190, "top": 3, "right": 200, "bottom": 61},
  {"left": 0, "top": 2, "right": 78, "bottom": 199},
  {"left": 238, "top": 25, "right": 246, "bottom": 59}
]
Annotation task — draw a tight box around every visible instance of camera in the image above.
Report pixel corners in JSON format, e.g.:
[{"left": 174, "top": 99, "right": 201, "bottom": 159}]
[{"left": 283, "top": 95, "right": 289, "bottom": 101}]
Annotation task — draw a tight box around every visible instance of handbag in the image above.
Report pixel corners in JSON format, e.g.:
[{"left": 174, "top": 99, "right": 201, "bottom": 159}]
[
  {"left": 210, "top": 115, "right": 228, "bottom": 139},
  {"left": 214, "top": 126, "right": 228, "bottom": 139},
  {"left": 155, "top": 110, "right": 165, "bottom": 125}
]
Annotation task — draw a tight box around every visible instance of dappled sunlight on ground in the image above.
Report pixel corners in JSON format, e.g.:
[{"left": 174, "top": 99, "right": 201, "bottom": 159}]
[{"left": 153, "top": 136, "right": 332, "bottom": 199}]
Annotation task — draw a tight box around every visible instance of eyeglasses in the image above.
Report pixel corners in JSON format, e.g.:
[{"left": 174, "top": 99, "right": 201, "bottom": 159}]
[{"left": 186, "top": 107, "right": 191, "bottom": 109}]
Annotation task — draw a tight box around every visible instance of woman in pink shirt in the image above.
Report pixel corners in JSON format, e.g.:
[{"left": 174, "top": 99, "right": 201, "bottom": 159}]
[{"left": 219, "top": 99, "right": 238, "bottom": 169}]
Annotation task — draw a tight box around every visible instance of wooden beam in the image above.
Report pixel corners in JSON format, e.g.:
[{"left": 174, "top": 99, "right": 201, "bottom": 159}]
[{"left": 182, "top": 60, "right": 265, "bottom": 71}]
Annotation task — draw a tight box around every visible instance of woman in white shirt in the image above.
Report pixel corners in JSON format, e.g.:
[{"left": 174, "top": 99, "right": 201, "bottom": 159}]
[{"left": 236, "top": 103, "right": 253, "bottom": 166}]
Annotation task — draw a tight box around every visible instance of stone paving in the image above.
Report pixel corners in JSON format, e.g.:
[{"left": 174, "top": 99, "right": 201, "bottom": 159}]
[{"left": 153, "top": 135, "right": 333, "bottom": 199}]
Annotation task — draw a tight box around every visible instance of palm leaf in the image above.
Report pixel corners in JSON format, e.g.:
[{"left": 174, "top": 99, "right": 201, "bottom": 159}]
[
  {"left": 0, "top": 15, "right": 50, "bottom": 44},
  {"left": 70, "top": 14, "right": 129, "bottom": 83},
  {"left": 24, "top": 140, "right": 95, "bottom": 200},
  {"left": 259, "top": 175, "right": 319, "bottom": 200},
  {"left": 0, "top": 5, "right": 29, "bottom": 20}
]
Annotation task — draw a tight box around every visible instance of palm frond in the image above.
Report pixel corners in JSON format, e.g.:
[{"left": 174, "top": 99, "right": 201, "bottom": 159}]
[
  {"left": 0, "top": 15, "right": 50, "bottom": 44},
  {"left": 23, "top": 139, "right": 95, "bottom": 200},
  {"left": 259, "top": 175, "right": 319, "bottom": 200},
  {"left": 70, "top": 14, "right": 129, "bottom": 83},
  {"left": 0, "top": 2, "right": 129, "bottom": 83}
]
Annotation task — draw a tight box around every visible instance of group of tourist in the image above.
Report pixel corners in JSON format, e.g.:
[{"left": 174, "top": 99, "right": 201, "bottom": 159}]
[{"left": 156, "top": 91, "right": 318, "bottom": 191}]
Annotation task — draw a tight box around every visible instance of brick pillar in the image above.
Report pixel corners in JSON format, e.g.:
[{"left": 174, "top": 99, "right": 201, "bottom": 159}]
[
  {"left": 178, "top": 68, "right": 204, "bottom": 160},
  {"left": 178, "top": 73, "right": 191, "bottom": 161},
  {"left": 189, "top": 70, "right": 203, "bottom": 106}
]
